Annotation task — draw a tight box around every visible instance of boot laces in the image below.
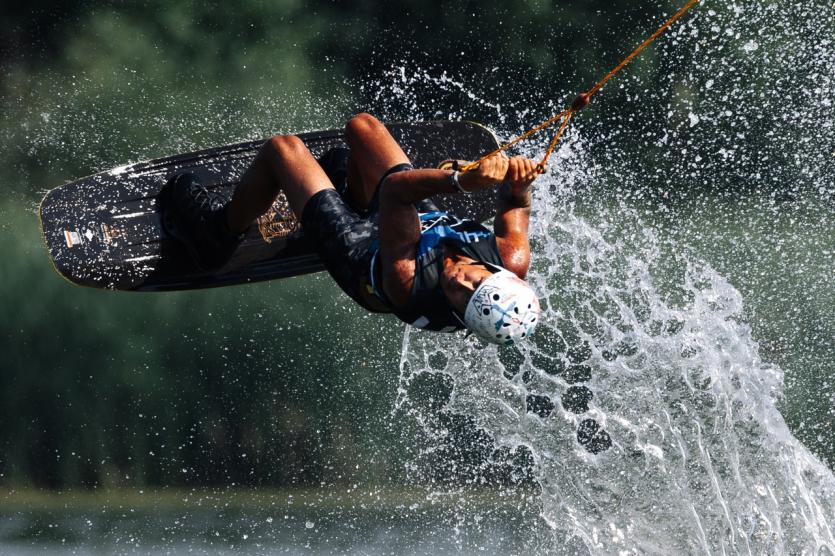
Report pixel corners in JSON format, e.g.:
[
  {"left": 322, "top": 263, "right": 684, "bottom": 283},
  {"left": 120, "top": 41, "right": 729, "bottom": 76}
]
[{"left": 187, "top": 182, "right": 226, "bottom": 213}]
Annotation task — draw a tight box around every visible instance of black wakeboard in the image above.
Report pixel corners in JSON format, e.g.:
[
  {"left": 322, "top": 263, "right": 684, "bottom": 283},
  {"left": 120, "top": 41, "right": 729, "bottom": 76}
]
[{"left": 40, "top": 121, "right": 500, "bottom": 292}]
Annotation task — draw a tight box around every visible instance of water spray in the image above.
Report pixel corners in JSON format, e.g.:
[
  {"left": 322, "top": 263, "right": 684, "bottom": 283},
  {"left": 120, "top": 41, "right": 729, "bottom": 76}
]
[{"left": 461, "top": 0, "right": 702, "bottom": 173}]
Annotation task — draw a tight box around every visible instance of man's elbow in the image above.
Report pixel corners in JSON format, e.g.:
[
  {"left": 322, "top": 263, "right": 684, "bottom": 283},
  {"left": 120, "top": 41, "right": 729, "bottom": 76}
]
[
  {"left": 505, "top": 253, "right": 531, "bottom": 279},
  {"left": 496, "top": 234, "right": 531, "bottom": 278}
]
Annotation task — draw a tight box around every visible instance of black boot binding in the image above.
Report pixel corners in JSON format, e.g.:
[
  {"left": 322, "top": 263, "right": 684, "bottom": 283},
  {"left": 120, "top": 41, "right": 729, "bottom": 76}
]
[{"left": 160, "top": 173, "right": 244, "bottom": 271}]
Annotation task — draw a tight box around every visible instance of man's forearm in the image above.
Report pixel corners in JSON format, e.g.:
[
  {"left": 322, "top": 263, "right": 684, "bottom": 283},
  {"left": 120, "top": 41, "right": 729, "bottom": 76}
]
[
  {"left": 497, "top": 181, "right": 532, "bottom": 209},
  {"left": 381, "top": 169, "right": 460, "bottom": 206},
  {"left": 494, "top": 180, "right": 532, "bottom": 246}
]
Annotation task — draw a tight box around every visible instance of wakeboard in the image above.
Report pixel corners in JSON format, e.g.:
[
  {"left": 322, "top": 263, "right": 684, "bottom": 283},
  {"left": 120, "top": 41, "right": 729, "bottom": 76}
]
[{"left": 40, "top": 121, "right": 500, "bottom": 291}]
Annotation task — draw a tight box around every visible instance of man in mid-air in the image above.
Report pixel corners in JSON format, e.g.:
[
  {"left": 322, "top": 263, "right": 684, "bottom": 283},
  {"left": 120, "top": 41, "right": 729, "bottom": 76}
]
[{"left": 162, "top": 113, "right": 541, "bottom": 345}]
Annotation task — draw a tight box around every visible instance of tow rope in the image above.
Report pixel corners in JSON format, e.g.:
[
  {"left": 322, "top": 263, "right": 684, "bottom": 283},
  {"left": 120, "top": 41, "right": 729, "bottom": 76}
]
[{"left": 460, "top": 0, "right": 702, "bottom": 173}]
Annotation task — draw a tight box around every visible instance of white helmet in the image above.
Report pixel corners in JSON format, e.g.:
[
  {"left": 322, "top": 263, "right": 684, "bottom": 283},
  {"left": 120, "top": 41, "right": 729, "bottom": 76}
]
[{"left": 463, "top": 270, "right": 541, "bottom": 345}]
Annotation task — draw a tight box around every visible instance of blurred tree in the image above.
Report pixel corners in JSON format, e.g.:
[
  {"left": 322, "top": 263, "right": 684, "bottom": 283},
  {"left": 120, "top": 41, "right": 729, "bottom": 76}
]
[{"left": 2, "top": 0, "right": 736, "bottom": 489}]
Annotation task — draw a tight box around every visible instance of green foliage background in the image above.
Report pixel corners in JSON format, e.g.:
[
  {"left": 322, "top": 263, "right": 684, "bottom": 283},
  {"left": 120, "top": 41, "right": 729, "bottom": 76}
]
[
  {"left": 2, "top": 0, "right": 833, "bottom": 490},
  {"left": 4, "top": 0, "right": 669, "bottom": 489}
]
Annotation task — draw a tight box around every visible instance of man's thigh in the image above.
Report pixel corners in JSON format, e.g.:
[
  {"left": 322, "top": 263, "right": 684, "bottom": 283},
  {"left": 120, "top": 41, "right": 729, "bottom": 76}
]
[{"left": 344, "top": 113, "right": 411, "bottom": 208}]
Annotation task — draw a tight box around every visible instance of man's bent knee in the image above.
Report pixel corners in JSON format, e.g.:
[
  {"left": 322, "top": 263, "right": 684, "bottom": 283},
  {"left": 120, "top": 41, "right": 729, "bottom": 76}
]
[
  {"left": 263, "top": 134, "right": 307, "bottom": 158},
  {"left": 345, "top": 113, "right": 383, "bottom": 140}
]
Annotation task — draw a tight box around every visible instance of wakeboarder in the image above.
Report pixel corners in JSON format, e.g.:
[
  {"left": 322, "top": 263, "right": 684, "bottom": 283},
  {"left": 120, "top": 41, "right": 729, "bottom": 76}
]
[{"left": 162, "top": 113, "right": 541, "bottom": 345}]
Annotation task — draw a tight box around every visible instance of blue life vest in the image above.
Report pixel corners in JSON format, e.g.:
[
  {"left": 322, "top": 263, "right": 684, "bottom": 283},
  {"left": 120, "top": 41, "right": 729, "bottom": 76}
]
[{"left": 371, "top": 211, "right": 504, "bottom": 331}]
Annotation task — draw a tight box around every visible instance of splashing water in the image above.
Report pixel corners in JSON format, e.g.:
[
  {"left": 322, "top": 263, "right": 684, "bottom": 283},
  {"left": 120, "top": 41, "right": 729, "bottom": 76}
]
[
  {"left": 399, "top": 188, "right": 835, "bottom": 552},
  {"left": 393, "top": 0, "right": 835, "bottom": 553}
]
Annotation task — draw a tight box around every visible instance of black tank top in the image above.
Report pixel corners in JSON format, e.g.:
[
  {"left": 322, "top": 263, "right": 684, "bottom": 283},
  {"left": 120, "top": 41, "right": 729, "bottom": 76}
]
[{"left": 371, "top": 211, "right": 504, "bottom": 332}]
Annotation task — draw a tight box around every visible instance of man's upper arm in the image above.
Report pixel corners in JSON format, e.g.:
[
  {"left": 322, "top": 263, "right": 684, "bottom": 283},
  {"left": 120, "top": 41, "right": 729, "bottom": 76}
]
[{"left": 377, "top": 173, "right": 426, "bottom": 306}]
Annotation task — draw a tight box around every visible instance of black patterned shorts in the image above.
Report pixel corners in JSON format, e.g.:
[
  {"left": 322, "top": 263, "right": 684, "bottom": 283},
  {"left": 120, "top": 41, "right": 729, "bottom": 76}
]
[
  {"left": 301, "top": 188, "right": 383, "bottom": 312},
  {"left": 300, "top": 163, "right": 434, "bottom": 312}
]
